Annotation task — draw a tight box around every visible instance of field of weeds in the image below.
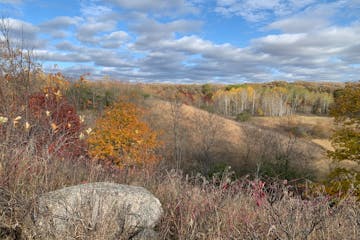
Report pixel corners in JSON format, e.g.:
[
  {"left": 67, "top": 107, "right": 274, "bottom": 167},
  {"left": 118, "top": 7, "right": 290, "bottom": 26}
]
[{"left": 0, "top": 142, "right": 359, "bottom": 239}]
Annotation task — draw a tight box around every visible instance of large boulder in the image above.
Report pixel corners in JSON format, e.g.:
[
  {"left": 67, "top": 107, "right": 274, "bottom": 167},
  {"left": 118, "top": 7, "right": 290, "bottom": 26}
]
[{"left": 23, "top": 182, "right": 163, "bottom": 240}]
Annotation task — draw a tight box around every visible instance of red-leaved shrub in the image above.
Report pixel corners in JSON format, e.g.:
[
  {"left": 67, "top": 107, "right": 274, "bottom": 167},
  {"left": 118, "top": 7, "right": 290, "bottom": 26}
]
[{"left": 28, "top": 87, "right": 86, "bottom": 158}]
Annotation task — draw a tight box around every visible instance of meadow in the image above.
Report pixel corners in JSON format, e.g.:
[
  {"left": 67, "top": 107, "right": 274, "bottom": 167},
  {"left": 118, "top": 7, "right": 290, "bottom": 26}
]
[{"left": 0, "top": 31, "right": 359, "bottom": 239}]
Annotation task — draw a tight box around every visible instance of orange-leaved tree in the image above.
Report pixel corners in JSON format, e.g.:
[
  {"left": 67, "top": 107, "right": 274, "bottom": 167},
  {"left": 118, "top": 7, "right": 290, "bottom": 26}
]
[{"left": 87, "top": 99, "right": 159, "bottom": 168}]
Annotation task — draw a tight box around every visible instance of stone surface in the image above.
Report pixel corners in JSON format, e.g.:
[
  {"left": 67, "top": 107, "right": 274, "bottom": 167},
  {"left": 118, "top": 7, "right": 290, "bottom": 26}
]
[{"left": 24, "top": 182, "right": 163, "bottom": 239}]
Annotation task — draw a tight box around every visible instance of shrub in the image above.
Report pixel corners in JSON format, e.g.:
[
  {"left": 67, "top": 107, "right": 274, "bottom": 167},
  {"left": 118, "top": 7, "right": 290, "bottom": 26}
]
[
  {"left": 327, "top": 83, "right": 360, "bottom": 200},
  {"left": 259, "top": 160, "right": 311, "bottom": 180},
  {"left": 324, "top": 168, "right": 360, "bottom": 201},
  {"left": 284, "top": 125, "right": 310, "bottom": 138},
  {"left": 207, "top": 163, "right": 231, "bottom": 178},
  {"left": 0, "top": 87, "right": 85, "bottom": 159},
  {"left": 28, "top": 87, "right": 86, "bottom": 158},
  {"left": 309, "top": 123, "right": 332, "bottom": 138},
  {"left": 283, "top": 123, "right": 331, "bottom": 139},
  {"left": 87, "top": 100, "right": 160, "bottom": 168},
  {"left": 65, "top": 77, "right": 116, "bottom": 112},
  {"left": 236, "top": 110, "right": 252, "bottom": 122},
  {"left": 200, "top": 104, "right": 215, "bottom": 113}
]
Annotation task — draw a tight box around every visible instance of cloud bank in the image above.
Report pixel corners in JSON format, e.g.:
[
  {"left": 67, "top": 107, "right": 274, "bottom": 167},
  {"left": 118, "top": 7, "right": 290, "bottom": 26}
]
[{"left": 1, "top": 0, "right": 359, "bottom": 83}]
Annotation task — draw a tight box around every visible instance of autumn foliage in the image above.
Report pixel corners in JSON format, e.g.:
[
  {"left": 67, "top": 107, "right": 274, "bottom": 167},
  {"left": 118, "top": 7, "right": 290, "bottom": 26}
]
[
  {"left": 28, "top": 87, "right": 85, "bottom": 158},
  {"left": 87, "top": 100, "right": 159, "bottom": 168},
  {"left": 329, "top": 83, "right": 360, "bottom": 162},
  {"left": 326, "top": 82, "right": 360, "bottom": 200}
]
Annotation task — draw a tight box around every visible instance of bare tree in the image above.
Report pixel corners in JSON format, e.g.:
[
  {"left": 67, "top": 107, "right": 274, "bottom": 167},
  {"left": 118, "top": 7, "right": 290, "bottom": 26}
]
[
  {"left": 241, "top": 124, "right": 310, "bottom": 179},
  {"left": 191, "top": 109, "right": 224, "bottom": 173},
  {"left": 0, "top": 16, "right": 40, "bottom": 117},
  {"left": 169, "top": 91, "right": 184, "bottom": 170}
]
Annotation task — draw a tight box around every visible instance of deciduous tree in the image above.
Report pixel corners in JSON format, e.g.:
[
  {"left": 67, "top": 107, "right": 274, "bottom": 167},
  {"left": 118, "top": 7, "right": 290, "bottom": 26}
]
[
  {"left": 327, "top": 82, "right": 360, "bottom": 199},
  {"left": 87, "top": 100, "right": 159, "bottom": 168},
  {"left": 329, "top": 83, "right": 360, "bottom": 163}
]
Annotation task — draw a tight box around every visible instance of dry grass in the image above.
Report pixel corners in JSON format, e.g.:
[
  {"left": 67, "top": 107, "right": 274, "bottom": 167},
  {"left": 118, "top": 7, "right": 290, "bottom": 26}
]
[
  {"left": 0, "top": 142, "right": 160, "bottom": 239},
  {"left": 1, "top": 96, "right": 356, "bottom": 239},
  {"left": 144, "top": 99, "right": 328, "bottom": 178},
  {"left": 154, "top": 171, "right": 360, "bottom": 240},
  {"left": 250, "top": 115, "right": 335, "bottom": 140},
  {"left": 1, "top": 147, "right": 359, "bottom": 240}
]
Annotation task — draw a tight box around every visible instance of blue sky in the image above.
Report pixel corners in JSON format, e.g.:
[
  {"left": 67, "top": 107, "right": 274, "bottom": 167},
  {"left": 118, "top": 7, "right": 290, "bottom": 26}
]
[{"left": 1, "top": 0, "right": 359, "bottom": 83}]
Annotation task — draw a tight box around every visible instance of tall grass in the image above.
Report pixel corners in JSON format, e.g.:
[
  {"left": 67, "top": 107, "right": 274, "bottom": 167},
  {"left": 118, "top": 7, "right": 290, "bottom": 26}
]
[
  {"left": 0, "top": 87, "right": 358, "bottom": 239},
  {"left": 0, "top": 140, "right": 359, "bottom": 239},
  {"left": 0, "top": 83, "right": 357, "bottom": 239}
]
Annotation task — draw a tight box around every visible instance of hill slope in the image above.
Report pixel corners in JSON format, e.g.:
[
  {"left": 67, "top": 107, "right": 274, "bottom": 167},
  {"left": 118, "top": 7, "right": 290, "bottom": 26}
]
[{"left": 144, "top": 99, "right": 330, "bottom": 179}]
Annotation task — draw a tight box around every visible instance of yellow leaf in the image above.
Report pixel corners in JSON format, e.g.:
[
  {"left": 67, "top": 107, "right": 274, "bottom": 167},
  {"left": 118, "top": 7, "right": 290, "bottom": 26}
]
[
  {"left": 24, "top": 122, "right": 30, "bottom": 130},
  {"left": 0, "top": 116, "right": 8, "bottom": 124},
  {"left": 51, "top": 123, "right": 58, "bottom": 132}
]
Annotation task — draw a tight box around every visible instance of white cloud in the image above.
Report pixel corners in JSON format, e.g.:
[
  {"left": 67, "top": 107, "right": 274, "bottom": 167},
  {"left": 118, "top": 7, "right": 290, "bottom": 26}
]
[
  {"left": 40, "top": 16, "right": 81, "bottom": 29},
  {"left": 40, "top": 16, "right": 81, "bottom": 38},
  {"left": 215, "top": 0, "right": 317, "bottom": 22},
  {"left": 101, "top": 31, "right": 130, "bottom": 48},
  {"left": 106, "top": 0, "right": 199, "bottom": 15},
  {"left": 76, "top": 20, "right": 118, "bottom": 43},
  {"left": 76, "top": 4, "right": 120, "bottom": 44},
  {"left": 41, "top": 17, "right": 360, "bottom": 82},
  {"left": 3, "top": 18, "right": 39, "bottom": 34},
  {"left": 0, "top": 18, "right": 41, "bottom": 48},
  {"left": 267, "top": 2, "right": 341, "bottom": 33},
  {"left": 80, "top": 4, "right": 115, "bottom": 19},
  {"left": 254, "top": 25, "right": 360, "bottom": 58},
  {"left": 130, "top": 16, "right": 203, "bottom": 50},
  {"left": 55, "top": 41, "right": 82, "bottom": 52},
  {"left": 5, "top": 0, "right": 359, "bottom": 83},
  {"left": 35, "top": 49, "right": 92, "bottom": 62}
]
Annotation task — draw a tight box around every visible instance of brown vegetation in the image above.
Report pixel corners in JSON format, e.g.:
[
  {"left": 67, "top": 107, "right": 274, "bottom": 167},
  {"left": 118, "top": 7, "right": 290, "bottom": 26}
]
[
  {"left": 0, "top": 156, "right": 359, "bottom": 239},
  {"left": 145, "top": 99, "right": 326, "bottom": 179},
  {"left": 1, "top": 20, "right": 359, "bottom": 239}
]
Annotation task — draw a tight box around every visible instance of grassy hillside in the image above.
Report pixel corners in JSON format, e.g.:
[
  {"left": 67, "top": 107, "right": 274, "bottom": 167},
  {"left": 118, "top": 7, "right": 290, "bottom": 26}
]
[
  {"left": 143, "top": 99, "right": 328, "bottom": 179},
  {"left": 63, "top": 80, "right": 350, "bottom": 180},
  {"left": 1, "top": 79, "right": 359, "bottom": 239}
]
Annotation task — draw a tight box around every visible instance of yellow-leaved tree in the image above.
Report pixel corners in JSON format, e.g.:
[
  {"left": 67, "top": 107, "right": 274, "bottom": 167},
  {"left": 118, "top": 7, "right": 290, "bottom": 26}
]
[
  {"left": 87, "top": 100, "right": 159, "bottom": 168},
  {"left": 326, "top": 82, "right": 360, "bottom": 199}
]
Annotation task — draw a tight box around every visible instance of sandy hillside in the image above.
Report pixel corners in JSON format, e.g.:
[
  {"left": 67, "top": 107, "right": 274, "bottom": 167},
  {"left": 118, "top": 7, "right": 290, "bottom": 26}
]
[{"left": 144, "top": 99, "right": 331, "bottom": 178}]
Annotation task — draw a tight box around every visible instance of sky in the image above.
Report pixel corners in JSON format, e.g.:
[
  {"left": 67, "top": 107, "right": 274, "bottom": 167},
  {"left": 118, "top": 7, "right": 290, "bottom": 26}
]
[{"left": 0, "top": 0, "right": 359, "bottom": 83}]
